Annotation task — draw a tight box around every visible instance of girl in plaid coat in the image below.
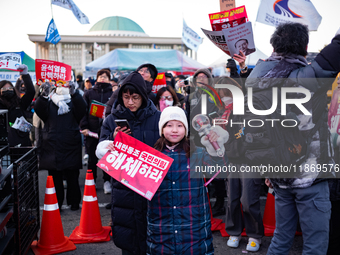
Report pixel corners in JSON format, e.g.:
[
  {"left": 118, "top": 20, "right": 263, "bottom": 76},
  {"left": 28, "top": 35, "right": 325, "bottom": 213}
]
[{"left": 147, "top": 106, "right": 228, "bottom": 255}]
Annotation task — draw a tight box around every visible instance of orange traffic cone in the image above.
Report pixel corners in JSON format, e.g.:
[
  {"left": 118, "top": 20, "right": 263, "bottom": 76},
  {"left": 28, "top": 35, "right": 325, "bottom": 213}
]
[
  {"left": 263, "top": 188, "right": 276, "bottom": 236},
  {"left": 31, "top": 176, "right": 76, "bottom": 255},
  {"left": 69, "top": 170, "right": 111, "bottom": 243}
]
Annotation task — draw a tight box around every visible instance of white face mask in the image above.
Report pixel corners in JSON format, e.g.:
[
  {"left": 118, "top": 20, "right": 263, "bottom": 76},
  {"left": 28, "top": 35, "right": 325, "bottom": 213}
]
[
  {"left": 165, "top": 100, "right": 174, "bottom": 106},
  {"left": 221, "top": 96, "right": 233, "bottom": 106},
  {"left": 56, "top": 87, "right": 70, "bottom": 95}
]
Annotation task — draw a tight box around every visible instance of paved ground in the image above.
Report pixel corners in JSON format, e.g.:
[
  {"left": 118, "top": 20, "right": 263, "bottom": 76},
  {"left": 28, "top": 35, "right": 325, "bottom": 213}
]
[{"left": 26, "top": 164, "right": 303, "bottom": 255}]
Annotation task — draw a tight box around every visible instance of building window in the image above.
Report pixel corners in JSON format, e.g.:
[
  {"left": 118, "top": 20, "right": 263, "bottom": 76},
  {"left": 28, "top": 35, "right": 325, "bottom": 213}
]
[{"left": 131, "top": 45, "right": 150, "bottom": 49}]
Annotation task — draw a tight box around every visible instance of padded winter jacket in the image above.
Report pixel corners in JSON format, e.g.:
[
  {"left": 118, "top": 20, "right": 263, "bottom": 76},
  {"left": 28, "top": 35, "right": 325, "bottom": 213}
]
[
  {"left": 0, "top": 74, "right": 34, "bottom": 147},
  {"left": 245, "top": 35, "right": 340, "bottom": 189},
  {"left": 99, "top": 71, "right": 161, "bottom": 255},
  {"left": 146, "top": 147, "right": 218, "bottom": 255},
  {"left": 35, "top": 91, "right": 86, "bottom": 171}
]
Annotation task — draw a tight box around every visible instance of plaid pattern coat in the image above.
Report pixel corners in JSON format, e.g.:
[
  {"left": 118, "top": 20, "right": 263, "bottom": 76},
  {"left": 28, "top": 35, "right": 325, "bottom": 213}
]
[{"left": 147, "top": 146, "right": 226, "bottom": 255}]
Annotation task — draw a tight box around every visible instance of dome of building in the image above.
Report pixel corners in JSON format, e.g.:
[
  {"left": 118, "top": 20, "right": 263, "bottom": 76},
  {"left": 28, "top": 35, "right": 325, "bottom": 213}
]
[{"left": 88, "top": 16, "right": 148, "bottom": 37}]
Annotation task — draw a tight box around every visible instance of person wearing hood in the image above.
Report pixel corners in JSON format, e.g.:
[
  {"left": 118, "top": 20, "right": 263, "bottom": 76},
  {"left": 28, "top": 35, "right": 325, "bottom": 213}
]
[
  {"left": 0, "top": 64, "right": 34, "bottom": 147},
  {"left": 35, "top": 81, "right": 87, "bottom": 211},
  {"left": 136, "top": 63, "right": 158, "bottom": 104},
  {"left": 187, "top": 68, "right": 219, "bottom": 144},
  {"left": 76, "top": 75, "right": 84, "bottom": 91},
  {"left": 95, "top": 71, "right": 161, "bottom": 255},
  {"left": 80, "top": 69, "right": 113, "bottom": 191},
  {"left": 104, "top": 63, "right": 158, "bottom": 117}
]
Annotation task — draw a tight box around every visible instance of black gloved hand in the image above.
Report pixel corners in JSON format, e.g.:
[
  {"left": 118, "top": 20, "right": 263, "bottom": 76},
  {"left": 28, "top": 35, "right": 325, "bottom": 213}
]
[
  {"left": 17, "top": 64, "right": 28, "bottom": 75},
  {"left": 40, "top": 82, "right": 51, "bottom": 97},
  {"left": 68, "top": 81, "right": 76, "bottom": 95}
]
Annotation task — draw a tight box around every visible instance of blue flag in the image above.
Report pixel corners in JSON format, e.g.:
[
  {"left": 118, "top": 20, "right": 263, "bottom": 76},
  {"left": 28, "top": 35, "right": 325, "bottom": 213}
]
[{"left": 45, "top": 19, "right": 61, "bottom": 44}]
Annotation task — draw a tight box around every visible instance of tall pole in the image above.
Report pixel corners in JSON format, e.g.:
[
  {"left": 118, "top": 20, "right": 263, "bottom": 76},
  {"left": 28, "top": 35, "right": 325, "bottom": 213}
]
[
  {"left": 91, "top": 45, "right": 94, "bottom": 61},
  {"left": 50, "top": 0, "right": 58, "bottom": 61}
]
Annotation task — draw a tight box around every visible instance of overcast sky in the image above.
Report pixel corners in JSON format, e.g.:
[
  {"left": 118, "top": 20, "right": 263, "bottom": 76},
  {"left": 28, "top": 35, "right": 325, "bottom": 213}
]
[{"left": 0, "top": 0, "right": 339, "bottom": 66}]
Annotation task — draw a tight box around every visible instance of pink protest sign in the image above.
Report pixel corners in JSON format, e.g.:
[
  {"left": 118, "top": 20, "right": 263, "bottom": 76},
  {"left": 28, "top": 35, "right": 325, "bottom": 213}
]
[{"left": 97, "top": 131, "right": 173, "bottom": 201}]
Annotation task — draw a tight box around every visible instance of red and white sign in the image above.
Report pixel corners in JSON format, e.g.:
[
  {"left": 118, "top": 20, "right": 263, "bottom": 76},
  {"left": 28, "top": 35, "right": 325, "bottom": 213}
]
[
  {"left": 328, "top": 89, "right": 340, "bottom": 135},
  {"left": 35, "top": 59, "right": 71, "bottom": 86},
  {"left": 202, "top": 28, "right": 231, "bottom": 56},
  {"left": 209, "top": 5, "right": 248, "bottom": 31},
  {"left": 152, "top": 72, "right": 167, "bottom": 93},
  {"left": 97, "top": 132, "right": 173, "bottom": 200}
]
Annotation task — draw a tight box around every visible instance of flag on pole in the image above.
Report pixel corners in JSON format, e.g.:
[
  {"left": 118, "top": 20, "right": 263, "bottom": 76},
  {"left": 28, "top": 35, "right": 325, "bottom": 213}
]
[
  {"left": 182, "top": 20, "right": 203, "bottom": 52},
  {"left": 256, "top": 0, "right": 322, "bottom": 31},
  {"left": 45, "top": 19, "right": 61, "bottom": 44},
  {"left": 94, "top": 42, "right": 102, "bottom": 51},
  {"left": 51, "top": 0, "right": 90, "bottom": 24}
]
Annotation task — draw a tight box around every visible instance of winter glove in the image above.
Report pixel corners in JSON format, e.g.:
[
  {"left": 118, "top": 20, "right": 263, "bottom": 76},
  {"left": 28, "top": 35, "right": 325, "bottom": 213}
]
[
  {"left": 200, "top": 126, "right": 229, "bottom": 157},
  {"left": 40, "top": 82, "right": 51, "bottom": 97},
  {"left": 96, "top": 140, "right": 116, "bottom": 159},
  {"left": 68, "top": 81, "right": 76, "bottom": 95},
  {"left": 17, "top": 64, "right": 28, "bottom": 75}
]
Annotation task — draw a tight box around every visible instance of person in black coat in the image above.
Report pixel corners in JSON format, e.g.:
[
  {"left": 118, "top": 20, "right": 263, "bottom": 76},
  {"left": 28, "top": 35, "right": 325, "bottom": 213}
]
[
  {"left": 0, "top": 64, "right": 34, "bottom": 147},
  {"left": 35, "top": 81, "right": 87, "bottom": 210},
  {"left": 76, "top": 74, "right": 84, "bottom": 91},
  {"left": 80, "top": 69, "right": 113, "bottom": 185},
  {"left": 96, "top": 71, "right": 161, "bottom": 255}
]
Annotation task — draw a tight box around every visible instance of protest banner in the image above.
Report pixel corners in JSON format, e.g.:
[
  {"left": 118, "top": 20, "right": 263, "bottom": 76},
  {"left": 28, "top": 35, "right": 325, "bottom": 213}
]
[
  {"left": 152, "top": 72, "right": 167, "bottom": 93},
  {"left": 51, "top": 0, "right": 89, "bottom": 24},
  {"left": 220, "top": 0, "right": 235, "bottom": 12},
  {"left": 201, "top": 28, "right": 230, "bottom": 56},
  {"left": 0, "top": 71, "right": 36, "bottom": 83},
  {"left": 328, "top": 89, "right": 340, "bottom": 135},
  {"left": 209, "top": 5, "right": 248, "bottom": 31},
  {"left": 97, "top": 131, "right": 173, "bottom": 200},
  {"left": 222, "top": 22, "right": 256, "bottom": 56},
  {"left": 89, "top": 100, "right": 106, "bottom": 119},
  {"left": 182, "top": 19, "right": 203, "bottom": 52},
  {"left": 256, "top": 0, "right": 322, "bottom": 31},
  {"left": 0, "top": 52, "right": 23, "bottom": 71},
  {"left": 35, "top": 59, "right": 71, "bottom": 85}
]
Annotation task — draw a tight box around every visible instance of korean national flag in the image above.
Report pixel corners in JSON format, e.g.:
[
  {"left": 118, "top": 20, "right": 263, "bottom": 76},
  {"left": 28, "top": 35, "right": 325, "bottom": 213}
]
[{"left": 45, "top": 19, "right": 61, "bottom": 44}]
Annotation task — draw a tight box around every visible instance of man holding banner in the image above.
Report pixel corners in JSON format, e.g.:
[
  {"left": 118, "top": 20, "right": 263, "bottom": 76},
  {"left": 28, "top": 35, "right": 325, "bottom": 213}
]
[{"left": 96, "top": 71, "right": 161, "bottom": 255}]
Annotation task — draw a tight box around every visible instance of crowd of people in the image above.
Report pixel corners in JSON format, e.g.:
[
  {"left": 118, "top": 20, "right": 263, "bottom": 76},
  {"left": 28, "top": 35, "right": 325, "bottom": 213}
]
[{"left": 1, "top": 22, "right": 340, "bottom": 254}]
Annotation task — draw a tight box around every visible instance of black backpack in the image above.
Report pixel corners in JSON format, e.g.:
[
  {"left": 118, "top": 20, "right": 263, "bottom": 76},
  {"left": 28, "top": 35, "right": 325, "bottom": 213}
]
[{"left": 229, "top": 60, "right": 322, "bottom": 169}]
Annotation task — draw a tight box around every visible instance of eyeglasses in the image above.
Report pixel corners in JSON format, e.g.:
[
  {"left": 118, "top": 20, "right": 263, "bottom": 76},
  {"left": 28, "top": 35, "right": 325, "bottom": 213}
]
[
  {"left": 138, "top": 69, "right": 150, "bottom": 74},
  {"left": 98, "top": 75, "right": 109, "bottom": 80},
  {"left": 1, "top": 87, "right": 13, "bottom": 92},
  {"left": 160, "top": 95, "right": 172, "bottom": 100},
  {"left": 123, "top": 95, "right": 142, "bottom": 102},
  {"left": 197, "top": 74, "right": 208, "bottom": 79}
]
